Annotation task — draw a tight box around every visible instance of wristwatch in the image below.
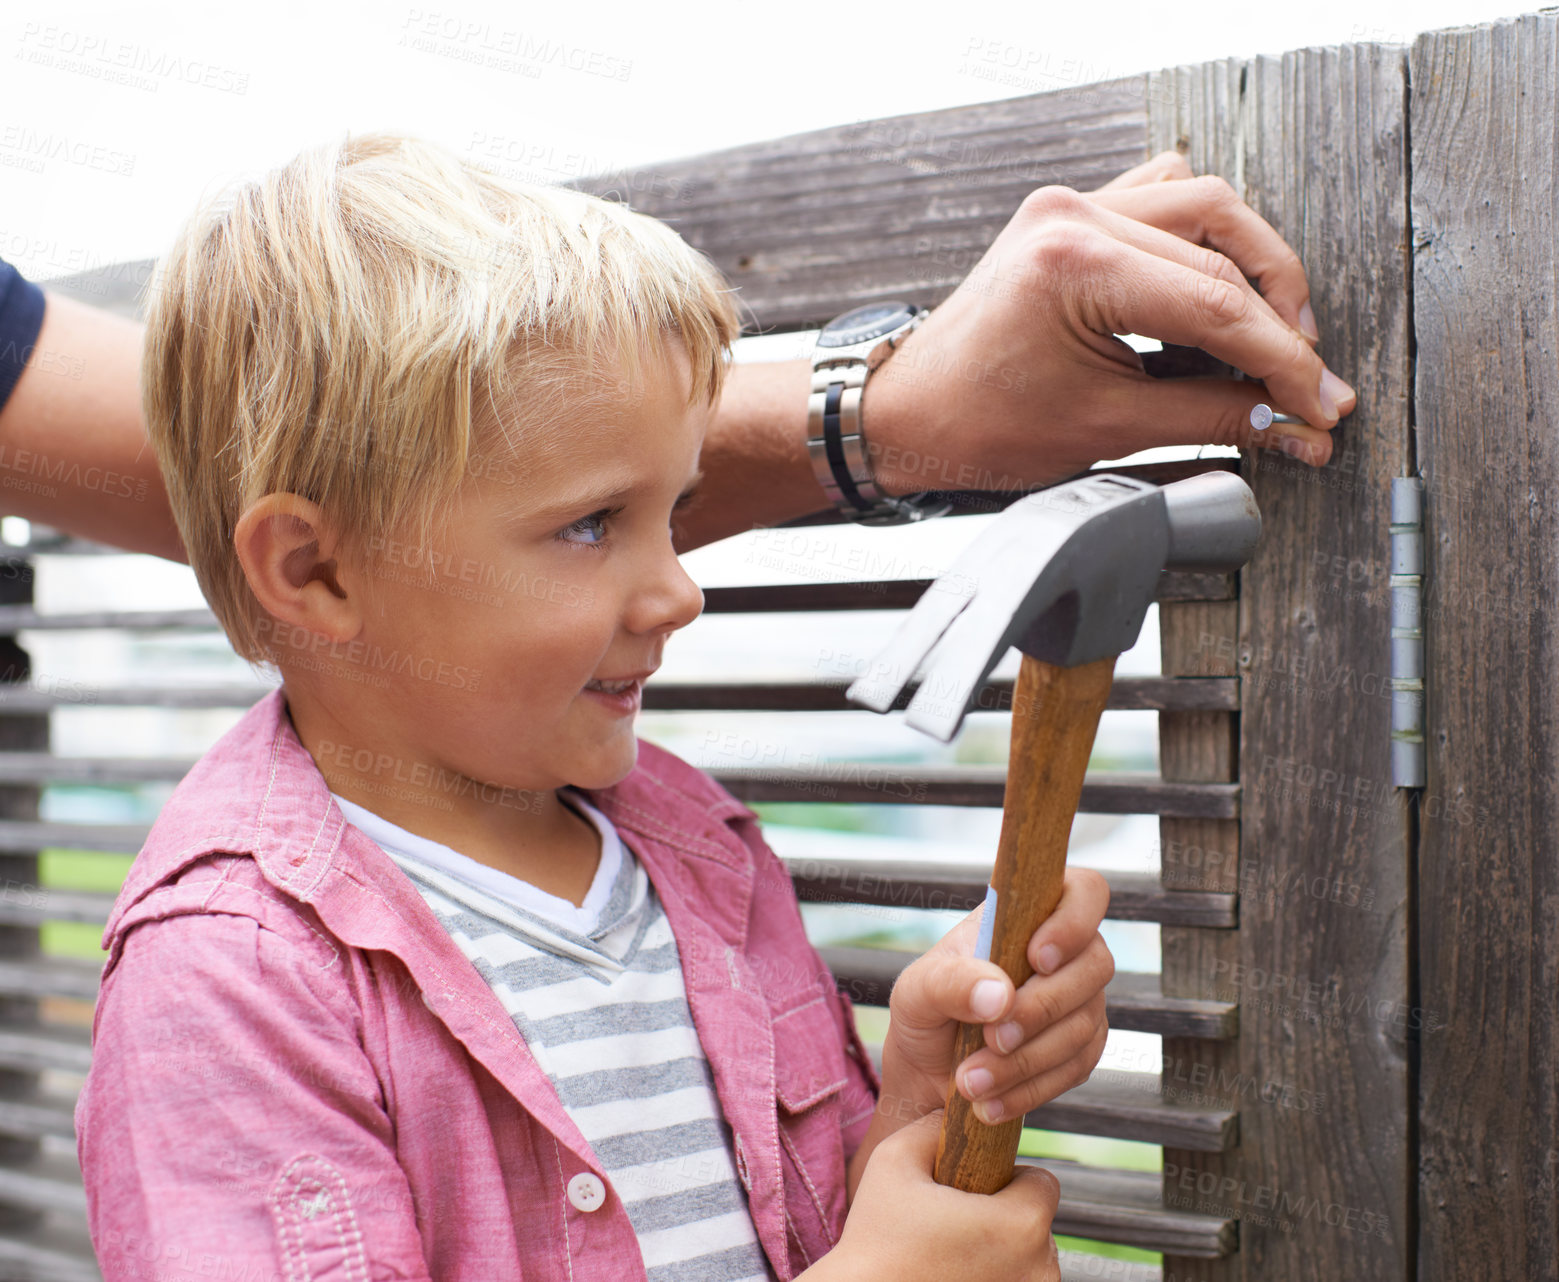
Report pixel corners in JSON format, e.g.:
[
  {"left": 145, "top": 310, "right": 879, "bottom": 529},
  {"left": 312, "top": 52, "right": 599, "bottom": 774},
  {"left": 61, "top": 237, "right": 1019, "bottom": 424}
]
[{"left": 808, "top": 301, "right": 953, "bottom": 526}]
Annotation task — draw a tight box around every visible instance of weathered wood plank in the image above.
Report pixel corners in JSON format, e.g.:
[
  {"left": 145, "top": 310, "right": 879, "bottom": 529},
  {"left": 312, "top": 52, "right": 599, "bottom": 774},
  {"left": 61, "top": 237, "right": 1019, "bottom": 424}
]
[
  {"left": 0, "top": 840, "right": 1233, "bottom": 929},
  {"left": 790, "top": 861, "right": 1236, "bottom": 927},
  {"left": 0, "top": 565, "right": 1233, "bottom": 633},
  {"left": 1157, "top": 597, "right": 1248, "bottom": 1275},
  {"left": 1024, "top": 1156, "right": 1237, "bottom": 1258},
  {"left": 0, "top": 959, "right": 101, "bottom": 1004},
  {"left": 1412, "top": 14, "right": 1559, "bottom": 1280},
  {"left": 828, "top": 948, "right": 1236, "bottom": 1038},
  {"left": 0, "top": 1087, "right": 79, "bottom": 1144},
  {"left": 0, "top": 1026, "right": 91, "bottom": 1076},
  {"left": 1058, "top": 1252, "right": 1159, "bottom": 1282},
  {"left": 1029, "top": 1070, "right": 1238, "bottom": 1152},
  {"left": 572, "top": 80, "right": 1151, "bottom": 332},
  {"left": 0, "top": 1152, "right": 86, "bottom": 1217},
  {"left": 718, "top": 769, "right": 1237, "bottom": 817},
  {"left": 0, "top": 558, "right": 48, "bottom": 1192},
  {"left": 1152, "top": 40, "right": 1414, "bottom": 1281},
  {"left": 0, "top": 751, "right": 1240, "bottom": 805},
  {"left": 1150, "top": 76, "right": 1258, "bottom": 1282},
  {"left": 0, "top": 676, "right": 1237, "bottom": 718},
  {"left": 0, "top": 1220, "right": 100, "bottom": 1282}
]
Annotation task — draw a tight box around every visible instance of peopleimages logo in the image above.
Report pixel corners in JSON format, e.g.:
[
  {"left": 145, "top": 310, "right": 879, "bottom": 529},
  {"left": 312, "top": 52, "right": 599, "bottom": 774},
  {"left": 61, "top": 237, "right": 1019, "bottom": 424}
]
[
  {"left": 367, "top": 535, "right": 595, "bottom": 609},
  {"left": 256, "top": 620, "right": 482, "bottom": 693}
]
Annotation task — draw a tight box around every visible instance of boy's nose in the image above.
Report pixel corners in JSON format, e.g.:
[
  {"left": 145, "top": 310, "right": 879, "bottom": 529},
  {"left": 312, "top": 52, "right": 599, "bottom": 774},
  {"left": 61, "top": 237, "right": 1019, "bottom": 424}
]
[{"left": 636, "top": 542, "right": 704, "bottom": 635}]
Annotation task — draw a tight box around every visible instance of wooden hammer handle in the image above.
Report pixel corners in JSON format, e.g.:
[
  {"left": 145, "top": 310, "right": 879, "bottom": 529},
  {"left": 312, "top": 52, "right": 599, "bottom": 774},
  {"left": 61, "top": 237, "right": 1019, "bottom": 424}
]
[{"left": 932, "top": 651, "right": 1117, "bottom": 1194}]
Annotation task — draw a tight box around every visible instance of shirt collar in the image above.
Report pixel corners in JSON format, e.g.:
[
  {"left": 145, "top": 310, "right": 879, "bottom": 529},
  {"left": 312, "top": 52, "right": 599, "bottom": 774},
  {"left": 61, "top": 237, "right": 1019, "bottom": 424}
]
[{"left": 106, "top": 687, "right": 761, "bottom": 946}]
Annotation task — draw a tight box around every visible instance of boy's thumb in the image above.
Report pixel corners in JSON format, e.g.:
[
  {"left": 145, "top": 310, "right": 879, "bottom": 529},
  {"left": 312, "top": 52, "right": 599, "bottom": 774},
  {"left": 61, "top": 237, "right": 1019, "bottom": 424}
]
[{"left": 884, "top": 1107, "right": 948, "bottom": 1167}]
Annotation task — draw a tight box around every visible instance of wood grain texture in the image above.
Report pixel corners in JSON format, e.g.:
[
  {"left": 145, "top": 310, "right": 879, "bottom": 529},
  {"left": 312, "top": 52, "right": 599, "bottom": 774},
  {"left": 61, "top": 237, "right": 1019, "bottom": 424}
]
[
  {"left": 1411, "top": 14, "right": 1559, "bottom": 1279},
  {"left": 1158, "top": 600, "right": 1245, "bottom": 1281},
  {"left": 935, "top": 653, "right": 1117, "bottom": 1193},
  {"left": 831, "top": 951, "right": 1238, "bottom": 1038},
  {"left": 570, "top": 81, "right": 1150, "bottom": 333},
  {"left": 1152, "top": 41, "right": 1414, "bottom": 1280},
  {"left": 0, "top": 560, "right": 47, "bottom": 1194}
]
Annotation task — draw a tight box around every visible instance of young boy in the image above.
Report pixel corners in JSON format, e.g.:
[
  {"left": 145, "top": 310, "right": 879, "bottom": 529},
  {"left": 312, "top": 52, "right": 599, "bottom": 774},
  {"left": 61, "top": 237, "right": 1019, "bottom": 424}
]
[{"left": 77, "top": 132, "right": 1113, "bottom": 1281}]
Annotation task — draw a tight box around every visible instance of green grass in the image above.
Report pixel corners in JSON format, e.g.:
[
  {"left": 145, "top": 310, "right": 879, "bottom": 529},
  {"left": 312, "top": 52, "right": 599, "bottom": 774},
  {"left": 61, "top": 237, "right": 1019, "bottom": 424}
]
[{"left": 38, "top": 848, "right": 133, "bottom": 959}]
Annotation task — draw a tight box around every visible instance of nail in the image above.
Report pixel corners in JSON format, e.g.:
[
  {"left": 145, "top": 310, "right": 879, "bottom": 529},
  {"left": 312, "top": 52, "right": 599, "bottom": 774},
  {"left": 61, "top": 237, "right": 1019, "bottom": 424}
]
[
  {"left": 976, "top": 1097, "right": 1005, "bottom": 1123},
  {"left": 964, "top": 1066, "right": 995, "bottom": 1097},
  {"left": 1298, "top": 301, "right": 1320, "bottom": 341},
  {"left": 1251, "top": 403, "right": 1306, "bottom": 434},
  {"left": 1318, "top": 369, "right": 1355, "bottom": 419},
  {"left": 995, "top": 1021, "right": 1024, "bottom": 1054},
  {"left": 971, "top": 978, "right": 1006, "bottom": 1020},
  {"left": 1036, "top": 944, "right": 1062, "bottom": 975}
]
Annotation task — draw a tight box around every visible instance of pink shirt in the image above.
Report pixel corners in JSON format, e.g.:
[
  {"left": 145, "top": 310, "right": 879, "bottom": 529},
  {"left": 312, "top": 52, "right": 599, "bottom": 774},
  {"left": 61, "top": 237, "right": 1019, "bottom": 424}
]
[{"left": 77, "top": 689, "right": 881, "bottom": 1281}]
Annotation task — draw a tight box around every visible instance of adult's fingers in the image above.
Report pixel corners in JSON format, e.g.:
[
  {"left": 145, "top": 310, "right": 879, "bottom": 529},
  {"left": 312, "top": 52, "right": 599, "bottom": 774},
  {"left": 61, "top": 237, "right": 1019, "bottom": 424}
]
[
  {"left": 1056, "top": 230, "right": 1353, "bottom": 429},
  {"left": 1084, "top": 173, "right": 1320, "bottom": 343},
  {"left": 1018, "top": 187, "right": 1315, "bottom": 374},
  {"left": 1072, "top": 195, "right": 1303, "bottom": 350},
  {"left": 1132, "top": 373, "right": 1340, "bottom": 466},
  {"left": 1089, "top": 149, "right": 1194, "bottom": 192}
]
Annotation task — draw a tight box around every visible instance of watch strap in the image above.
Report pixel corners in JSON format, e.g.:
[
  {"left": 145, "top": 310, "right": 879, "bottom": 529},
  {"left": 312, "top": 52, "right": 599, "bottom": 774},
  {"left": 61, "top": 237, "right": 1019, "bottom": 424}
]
[{"left": 807, "top": 309, "right": 950, "bottom": 526}]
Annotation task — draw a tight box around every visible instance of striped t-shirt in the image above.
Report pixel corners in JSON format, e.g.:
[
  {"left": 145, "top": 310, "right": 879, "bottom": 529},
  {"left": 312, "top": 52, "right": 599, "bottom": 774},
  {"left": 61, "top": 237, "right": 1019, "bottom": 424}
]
[{"left": 333, "top": 790, "right": 775, "bottom": 1282}]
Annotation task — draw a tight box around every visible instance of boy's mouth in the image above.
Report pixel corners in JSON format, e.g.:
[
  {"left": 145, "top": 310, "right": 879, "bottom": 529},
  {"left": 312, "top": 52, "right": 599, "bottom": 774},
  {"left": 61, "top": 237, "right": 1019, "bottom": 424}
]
[
  {"left": 584, "top": 667, "right": 655, "bottom": 695},
  {"left": 584, "top": 677, "right": 639, "bottom": 694}
]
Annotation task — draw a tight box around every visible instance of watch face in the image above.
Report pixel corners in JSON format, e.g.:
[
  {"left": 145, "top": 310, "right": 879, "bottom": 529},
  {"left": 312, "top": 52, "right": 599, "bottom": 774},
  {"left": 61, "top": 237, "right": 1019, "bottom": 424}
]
[{"left": 817, "top": 301, "right": 917, "bottom": 348}]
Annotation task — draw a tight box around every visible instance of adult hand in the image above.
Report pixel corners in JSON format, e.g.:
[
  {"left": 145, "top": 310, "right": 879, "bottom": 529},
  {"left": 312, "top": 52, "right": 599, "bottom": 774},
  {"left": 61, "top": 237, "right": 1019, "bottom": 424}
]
[{"left": 861, "top": 150, "right": 1357, "bottom": 495}]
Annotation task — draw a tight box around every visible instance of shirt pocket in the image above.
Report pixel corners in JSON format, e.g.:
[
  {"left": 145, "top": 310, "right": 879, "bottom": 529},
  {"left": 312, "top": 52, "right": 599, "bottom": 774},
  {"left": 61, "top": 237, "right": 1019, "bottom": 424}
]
[{"left": 770, "top": 996, "right": 851, "bottom": 1254}]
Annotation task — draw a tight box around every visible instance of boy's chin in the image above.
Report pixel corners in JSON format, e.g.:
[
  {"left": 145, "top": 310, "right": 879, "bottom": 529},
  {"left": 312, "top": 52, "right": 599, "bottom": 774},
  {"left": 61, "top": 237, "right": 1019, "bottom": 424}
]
[{"left": 569, "top": 738, "right": 640, "bottom": 792}]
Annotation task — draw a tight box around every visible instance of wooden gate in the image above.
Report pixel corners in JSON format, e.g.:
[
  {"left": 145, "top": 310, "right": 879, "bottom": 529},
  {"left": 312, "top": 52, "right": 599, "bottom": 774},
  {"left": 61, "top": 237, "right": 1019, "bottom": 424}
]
[{"left": 0, "top": 11, "right": 1553, "bottom": 1279}]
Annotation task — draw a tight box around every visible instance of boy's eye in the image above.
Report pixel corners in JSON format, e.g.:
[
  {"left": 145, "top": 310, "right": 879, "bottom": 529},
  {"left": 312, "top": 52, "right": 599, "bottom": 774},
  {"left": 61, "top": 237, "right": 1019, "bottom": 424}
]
[{"left": 557, "top": 509, "right": 613, "bottom": 546}]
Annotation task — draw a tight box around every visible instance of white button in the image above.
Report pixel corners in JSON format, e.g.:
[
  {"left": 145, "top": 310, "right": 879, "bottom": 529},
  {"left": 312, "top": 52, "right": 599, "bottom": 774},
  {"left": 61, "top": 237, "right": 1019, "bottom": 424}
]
[{"left": 567, "top": 1172, "right": 606, "bottom": 1212}]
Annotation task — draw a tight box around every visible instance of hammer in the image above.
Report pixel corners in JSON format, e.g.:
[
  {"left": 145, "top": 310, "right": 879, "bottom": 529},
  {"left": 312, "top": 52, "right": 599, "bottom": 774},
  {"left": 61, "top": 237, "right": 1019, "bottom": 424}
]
[{"left": 845, "top": 470, "right": 1261, "bottom": 1194}]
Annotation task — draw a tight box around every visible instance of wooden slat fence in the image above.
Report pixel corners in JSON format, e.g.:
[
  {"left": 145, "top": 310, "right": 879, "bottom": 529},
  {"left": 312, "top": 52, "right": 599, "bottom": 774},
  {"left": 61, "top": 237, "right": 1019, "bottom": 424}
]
[{"left": 1, "top": 12, "right": 1554, "bottom": 1279}]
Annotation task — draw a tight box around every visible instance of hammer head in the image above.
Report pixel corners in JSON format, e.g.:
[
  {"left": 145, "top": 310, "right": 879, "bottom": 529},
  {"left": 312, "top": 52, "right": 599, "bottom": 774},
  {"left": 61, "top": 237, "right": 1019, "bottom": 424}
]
[{"left": 845, "top": 471, "right": 1261, "bottom": 742}]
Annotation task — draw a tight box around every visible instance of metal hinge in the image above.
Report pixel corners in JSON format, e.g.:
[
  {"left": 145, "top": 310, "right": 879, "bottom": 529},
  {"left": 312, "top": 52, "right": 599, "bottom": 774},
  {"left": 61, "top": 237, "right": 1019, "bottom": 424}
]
[{"left": 1390, "top": 477, "right": 1425, "bottom": 788}]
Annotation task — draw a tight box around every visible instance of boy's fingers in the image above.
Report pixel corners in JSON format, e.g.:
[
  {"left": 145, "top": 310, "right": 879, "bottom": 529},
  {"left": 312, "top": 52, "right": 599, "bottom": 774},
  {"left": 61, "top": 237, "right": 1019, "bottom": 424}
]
[
  {"left": 999, "top": 1164, "right": 1062, "bottom": 1253},
  {"left": 973, "top": 936, "right": 1113, "bottom": 1062},
  {"left": 1006, "top": 1163, "right": 1061, "bottom": 1216},
  {"left": 1028, "top": 867, "right": 1111, "bottom": 976},
  {"left": 879, "top": 1108, "right": 967, "bottom": 1180},
  {"left": 965, "top": 992, "right": 1111, "bottom": 1117},
  {"left": 892, "top": 948, "right": 1015, "bottom": 1028}
]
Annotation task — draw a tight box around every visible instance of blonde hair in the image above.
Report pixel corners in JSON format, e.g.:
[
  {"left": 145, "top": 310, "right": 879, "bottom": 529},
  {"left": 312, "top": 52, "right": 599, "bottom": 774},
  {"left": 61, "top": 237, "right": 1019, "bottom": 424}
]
[{"left": 142, "top": 130, "right": 745, "bottom": 662}]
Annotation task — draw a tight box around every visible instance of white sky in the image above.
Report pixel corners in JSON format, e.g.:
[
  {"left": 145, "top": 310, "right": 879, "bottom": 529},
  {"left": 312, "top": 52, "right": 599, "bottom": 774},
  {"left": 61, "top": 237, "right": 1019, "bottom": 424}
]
[{"left": 0, "top": 0, "right": 1537, "bottom": 280}]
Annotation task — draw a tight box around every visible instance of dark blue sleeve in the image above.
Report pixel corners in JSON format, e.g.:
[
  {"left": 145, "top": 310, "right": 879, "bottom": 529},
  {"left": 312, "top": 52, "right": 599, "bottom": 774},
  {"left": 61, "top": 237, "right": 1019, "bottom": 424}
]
[{"left": 0, "top": 260, "right": 47, "bottom": 415}]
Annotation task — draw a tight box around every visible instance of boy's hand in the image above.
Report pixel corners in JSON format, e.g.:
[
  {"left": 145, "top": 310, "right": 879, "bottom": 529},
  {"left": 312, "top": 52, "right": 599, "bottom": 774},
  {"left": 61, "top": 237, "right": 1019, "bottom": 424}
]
[
  {"left": 819, "top": 1110, "right": 1062, "bottom": 1282},
  {"left": 881, "top": 867, "right": 1113, "bottom": 1130}
]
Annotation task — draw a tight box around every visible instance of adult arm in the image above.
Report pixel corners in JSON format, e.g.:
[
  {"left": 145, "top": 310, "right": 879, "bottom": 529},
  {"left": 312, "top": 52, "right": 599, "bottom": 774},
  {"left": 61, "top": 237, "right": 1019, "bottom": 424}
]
[
  {"left": 0, "top": 153, "right": 1353, "bottom": 561},
  {"left": 0, "top": 281, "right": 185, "bottom": 561},
  {"left": 674, "top": 151, "right": 1356, "bottom": 551}
]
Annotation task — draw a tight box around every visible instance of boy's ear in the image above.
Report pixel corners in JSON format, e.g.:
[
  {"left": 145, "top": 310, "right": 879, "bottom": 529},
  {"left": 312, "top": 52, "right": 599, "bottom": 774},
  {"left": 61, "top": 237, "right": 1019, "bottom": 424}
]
[{"left": 233, "top": 495, "right": 361, "bottom": 646}]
